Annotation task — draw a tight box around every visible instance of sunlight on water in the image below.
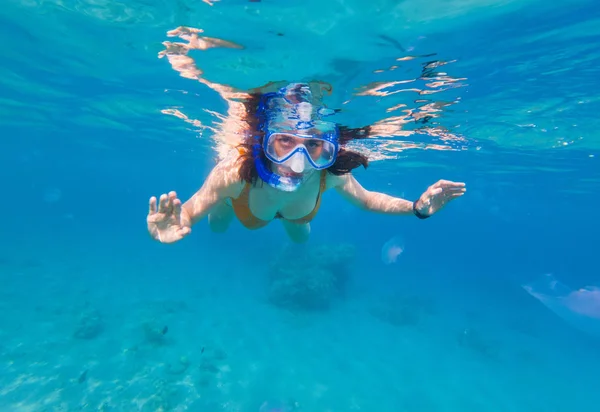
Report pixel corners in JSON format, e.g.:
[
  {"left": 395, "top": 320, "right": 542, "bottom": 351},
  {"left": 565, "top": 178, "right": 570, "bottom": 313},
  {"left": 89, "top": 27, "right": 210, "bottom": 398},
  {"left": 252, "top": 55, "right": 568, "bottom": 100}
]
[
  {"left": 157, "top": 24, "right": 472, "bottom": 162},
  {"left": 1, "top": 0, "right": 598, "bottom": 164}
]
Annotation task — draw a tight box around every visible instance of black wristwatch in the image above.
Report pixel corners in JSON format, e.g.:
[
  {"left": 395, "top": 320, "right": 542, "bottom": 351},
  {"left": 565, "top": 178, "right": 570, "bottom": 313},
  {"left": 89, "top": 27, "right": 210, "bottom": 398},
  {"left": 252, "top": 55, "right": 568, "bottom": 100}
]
[{"left": 413, "top": 201, "right": 431, "bottom": 219}]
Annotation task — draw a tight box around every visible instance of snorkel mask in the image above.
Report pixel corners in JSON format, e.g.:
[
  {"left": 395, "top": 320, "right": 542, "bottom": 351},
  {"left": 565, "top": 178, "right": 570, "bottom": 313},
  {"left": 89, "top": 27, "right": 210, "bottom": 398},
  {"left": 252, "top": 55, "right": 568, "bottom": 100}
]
[{"left": 252, "top": 84, "right": 340, "bottom": 192}]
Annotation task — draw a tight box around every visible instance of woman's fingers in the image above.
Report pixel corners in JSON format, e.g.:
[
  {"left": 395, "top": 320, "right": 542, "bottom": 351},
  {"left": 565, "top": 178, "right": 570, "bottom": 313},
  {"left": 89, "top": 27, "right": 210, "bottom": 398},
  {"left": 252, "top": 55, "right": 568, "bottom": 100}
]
[
  {"left": 434, "top": 180, "right": 466, "bottom": 190},
  {"left": 449, "top": 192, "right": 465, "bottom": 199},
  {"left": 440, "top": 179, "right": 465, "bottom": 187},
  {"left": 430, "top": 187, "right": 443, "bottom": 196},
  {"left": 153, "top": 192, "right": 179, "bottom": 215},
  {"left": 446, "top": 187, "right": 466, "bottom": 194},
  {"left": 158, "top": 194, "right": 169, "bottom": 213},
  {"left": 177, "top": 226, "right": 191, "bottom": 237},
  {"left": 165, "top": 191, "right": 177, "bottom": 215},
  {"left": 149, "top": 196, "right": 157, "bottom": 214},
  {"left": 173, "top": 198, "right": 182, "bottom": 219}
]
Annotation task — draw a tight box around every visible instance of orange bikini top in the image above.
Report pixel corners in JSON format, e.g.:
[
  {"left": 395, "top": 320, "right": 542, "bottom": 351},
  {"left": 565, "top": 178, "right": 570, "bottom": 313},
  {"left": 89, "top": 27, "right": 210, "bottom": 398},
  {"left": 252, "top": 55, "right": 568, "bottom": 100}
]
[{"left": 230, "top": 170, "right": 327, "bottom": 230}]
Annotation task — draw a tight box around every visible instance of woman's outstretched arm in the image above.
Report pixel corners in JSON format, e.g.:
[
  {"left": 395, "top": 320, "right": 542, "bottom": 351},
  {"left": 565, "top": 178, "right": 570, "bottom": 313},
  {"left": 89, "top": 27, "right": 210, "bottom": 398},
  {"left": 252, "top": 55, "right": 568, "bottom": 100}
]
[
  {"left": 147, "top": 156, "right": 243, "bottom": 243},
  {"left": 331, "top": 173, "right": 466, "bottom": 218}
]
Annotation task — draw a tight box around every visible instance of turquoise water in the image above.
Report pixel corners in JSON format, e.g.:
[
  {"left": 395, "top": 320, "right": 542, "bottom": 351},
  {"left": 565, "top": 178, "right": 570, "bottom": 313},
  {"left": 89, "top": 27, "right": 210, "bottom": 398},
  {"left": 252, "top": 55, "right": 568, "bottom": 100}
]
[{"left": 1, "top": 0, "right": 600, "bottom": 411}]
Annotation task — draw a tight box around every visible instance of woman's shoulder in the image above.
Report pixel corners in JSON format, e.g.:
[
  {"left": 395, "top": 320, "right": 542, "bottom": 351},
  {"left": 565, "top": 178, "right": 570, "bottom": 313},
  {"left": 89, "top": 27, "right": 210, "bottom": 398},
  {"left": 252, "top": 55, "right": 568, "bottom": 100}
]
[
  {"left": 209, "top": 148, "right": 246, "bottom": 194},
  {"left": 324, "top": 170, "right": 349, "bottom": 190},
  {"left": 217, "top": 147, "right": 245, "bottom": 168}
]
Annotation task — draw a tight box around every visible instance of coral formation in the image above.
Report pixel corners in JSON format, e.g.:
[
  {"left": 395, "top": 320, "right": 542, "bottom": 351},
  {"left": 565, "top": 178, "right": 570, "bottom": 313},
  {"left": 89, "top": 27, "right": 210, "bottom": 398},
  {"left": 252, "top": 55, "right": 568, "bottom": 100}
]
[{"left": 266, "top": 243, "right": 355, "bottom": 310}]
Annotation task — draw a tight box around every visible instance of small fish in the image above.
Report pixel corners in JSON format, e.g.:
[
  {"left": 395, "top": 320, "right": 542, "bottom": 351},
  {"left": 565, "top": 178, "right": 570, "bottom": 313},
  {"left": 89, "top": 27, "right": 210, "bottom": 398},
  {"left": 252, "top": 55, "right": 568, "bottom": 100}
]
[
  {"left": 78, "top": 369, "right": 88, "bottom": 383},
  {"left": 201, "top": 347, "right": 205, "bottom": 354},
  {"left": 161, "top": 326, "right": 168, "bottom": 335}
]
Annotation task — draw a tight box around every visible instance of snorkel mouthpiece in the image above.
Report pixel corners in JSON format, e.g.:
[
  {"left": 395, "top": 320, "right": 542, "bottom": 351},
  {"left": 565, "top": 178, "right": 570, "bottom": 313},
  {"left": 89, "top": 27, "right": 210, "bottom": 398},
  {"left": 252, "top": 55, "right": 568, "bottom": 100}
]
[
  {"left": 288, "top": 152, "right": 305, "bottom": 173},
  {"left": 252, "top": 142, "right": 302, "bottom": 192}
]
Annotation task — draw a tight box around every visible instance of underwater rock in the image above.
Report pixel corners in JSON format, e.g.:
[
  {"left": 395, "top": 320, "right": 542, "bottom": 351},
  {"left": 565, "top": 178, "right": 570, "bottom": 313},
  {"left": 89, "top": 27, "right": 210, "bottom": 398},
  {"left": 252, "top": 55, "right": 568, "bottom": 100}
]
[
  {"left": 73, "top": 309, "right": 103, "bottom": 339},
  {"left": 268, "top": 267, "right": 336, "bottom": 310},
  {"left": 267, "top": 243, "right": 355, "bottom": 311}
]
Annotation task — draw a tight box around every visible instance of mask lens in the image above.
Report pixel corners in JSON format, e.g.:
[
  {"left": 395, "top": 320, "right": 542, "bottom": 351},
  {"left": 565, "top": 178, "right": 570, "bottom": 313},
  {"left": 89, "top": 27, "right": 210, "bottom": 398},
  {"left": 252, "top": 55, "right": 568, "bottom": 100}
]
[{"left": 265, "top": 132, "right": 337, "bottom": 169}]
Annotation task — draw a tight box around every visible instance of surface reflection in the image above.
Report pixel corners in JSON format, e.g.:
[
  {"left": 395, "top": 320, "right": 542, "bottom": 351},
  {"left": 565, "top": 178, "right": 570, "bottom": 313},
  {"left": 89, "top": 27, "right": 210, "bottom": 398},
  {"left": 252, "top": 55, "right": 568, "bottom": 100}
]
[{"left": 159, "top": 26, "right": 470, "bottom": 161}]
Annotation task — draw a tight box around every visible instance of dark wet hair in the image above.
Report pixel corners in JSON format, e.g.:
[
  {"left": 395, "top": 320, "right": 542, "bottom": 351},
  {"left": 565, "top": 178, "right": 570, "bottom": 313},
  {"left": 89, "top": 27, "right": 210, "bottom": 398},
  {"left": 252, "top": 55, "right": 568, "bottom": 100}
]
[{"left": 237, "top": 93, "right": 370, "bottom": 184}]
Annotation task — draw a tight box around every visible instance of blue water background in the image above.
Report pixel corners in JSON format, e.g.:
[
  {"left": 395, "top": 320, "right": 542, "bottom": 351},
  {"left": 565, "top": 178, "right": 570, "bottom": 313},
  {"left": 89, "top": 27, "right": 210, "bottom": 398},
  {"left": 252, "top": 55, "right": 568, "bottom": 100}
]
[{"left": 1, "top": 0, "right": 599, "bottom": 410}]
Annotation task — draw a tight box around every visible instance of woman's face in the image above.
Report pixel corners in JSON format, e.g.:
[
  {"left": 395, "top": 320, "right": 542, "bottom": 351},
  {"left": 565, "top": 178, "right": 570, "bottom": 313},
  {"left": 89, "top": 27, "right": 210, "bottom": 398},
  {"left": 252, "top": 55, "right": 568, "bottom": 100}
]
[
  {"left": 270, "top": 133, "right": 325, "bottom": 178},
  {"left": 271, "top": 133, "right": 324, "bottom": 161}
]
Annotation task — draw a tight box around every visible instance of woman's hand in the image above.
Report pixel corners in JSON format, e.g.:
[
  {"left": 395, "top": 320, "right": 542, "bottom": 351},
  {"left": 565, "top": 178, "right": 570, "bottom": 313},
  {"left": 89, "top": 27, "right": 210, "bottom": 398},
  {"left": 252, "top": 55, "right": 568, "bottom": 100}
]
[
  {"left": 147, "top": 191, "right": 191, "bottom": 243},
  {"left": 414, "top": 180, "right": 466, "bottom": 217}
]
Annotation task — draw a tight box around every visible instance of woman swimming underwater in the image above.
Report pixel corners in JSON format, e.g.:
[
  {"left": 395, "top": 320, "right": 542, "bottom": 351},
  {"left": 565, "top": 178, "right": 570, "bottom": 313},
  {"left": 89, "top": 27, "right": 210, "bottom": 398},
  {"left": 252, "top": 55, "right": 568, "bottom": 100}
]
[{"left": 147, "top": 82, "right": 466, "bottom": 244}]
